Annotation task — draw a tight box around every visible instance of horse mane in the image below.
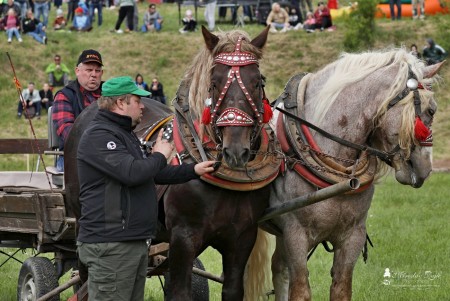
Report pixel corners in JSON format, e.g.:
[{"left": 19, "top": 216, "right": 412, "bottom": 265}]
[
  {"left": 183, "top": 29, "right": 264, "bottom": 139},
  {"left": 310, "top": 48, "right": 437, "bottom": 162}
]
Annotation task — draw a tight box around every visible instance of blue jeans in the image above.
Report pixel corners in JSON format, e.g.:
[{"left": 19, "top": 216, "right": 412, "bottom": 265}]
[
  {"left": 35, "top": 2, "right": 50, "bottom": 26},
  {"left": 7, "top": 28, "right": 22, "bottom": 41},
  {"left": 18, "top": 1, "right": 28, "bottom": 19},
  {"left": 56, "top": 155, "right": 64, "bottom": 172},
  {"left": 26, "top": 23, "right": 46, "bottom": 44},
  {"left": 17, "top": 100, "right": 42, "bottom": 116},
  {"left": 89, "top": 2, "right": 103, "bottom": 26},
  {"left": 141, "top": 20, "right": 161, "bottom": 32}
]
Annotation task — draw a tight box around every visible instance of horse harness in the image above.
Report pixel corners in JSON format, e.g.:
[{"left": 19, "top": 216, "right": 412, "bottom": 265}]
[
  {"left": 171, "top": 36, "right": 281, "bottom": 191},
  {"left": 202, "top": 35, "right": 272, "bottom": 150},
  {"left": 276, "top": 67, "right": 433, "bottom": 190}
]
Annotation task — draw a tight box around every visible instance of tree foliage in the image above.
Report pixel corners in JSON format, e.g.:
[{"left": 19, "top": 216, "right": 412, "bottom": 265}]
[{"left": 343, "top": 0, "right": 379, "bottom": 51}]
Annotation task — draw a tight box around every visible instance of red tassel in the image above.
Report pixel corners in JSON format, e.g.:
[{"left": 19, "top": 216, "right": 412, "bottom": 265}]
[
  {"left": 414, "top": 116, "right": 430, "bottom": 141},
  {"left": 202, "top": 107, "right": 211, "bottom": 125},
  {"left": 262, "top": 99, "right": 273, "bottom": 123}
]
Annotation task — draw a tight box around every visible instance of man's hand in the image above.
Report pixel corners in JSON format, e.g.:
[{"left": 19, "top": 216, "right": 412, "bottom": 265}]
[
  {"left": 194, "top": 161, "right": 217, "bottom": 176},
  {"left": 152, "top": 129, "right": 173, "bottom": 159}
]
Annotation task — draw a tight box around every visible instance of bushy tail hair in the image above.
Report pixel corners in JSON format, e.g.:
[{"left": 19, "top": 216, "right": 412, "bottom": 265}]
[{"left": 243, "top": 228, "right": 274, "bottom": 300}]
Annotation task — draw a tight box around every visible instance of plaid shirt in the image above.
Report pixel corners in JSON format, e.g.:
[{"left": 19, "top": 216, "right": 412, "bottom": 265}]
[{"left": 52, "top": 83, "right": 101, "bottom": 145}]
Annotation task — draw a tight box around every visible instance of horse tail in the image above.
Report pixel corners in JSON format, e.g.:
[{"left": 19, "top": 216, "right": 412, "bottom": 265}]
[{"left": 243, "top": 228, "right": 274, "bottom": 301}]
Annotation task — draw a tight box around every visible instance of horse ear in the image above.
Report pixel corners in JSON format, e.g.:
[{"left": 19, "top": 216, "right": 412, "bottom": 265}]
[
  {"left": 202, "top": 25, "right": 219, "bottom": 53},
  {"left": 423, "top": 60, "right": 445, "bottom": 78},
  {"left": 250, "top": 26, "right": 270, "bottom": 49}
]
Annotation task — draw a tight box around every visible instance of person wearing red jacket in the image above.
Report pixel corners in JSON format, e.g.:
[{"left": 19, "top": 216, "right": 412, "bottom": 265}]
[{"left": 314, "top": 1, "right": 333, "bottom": 30}]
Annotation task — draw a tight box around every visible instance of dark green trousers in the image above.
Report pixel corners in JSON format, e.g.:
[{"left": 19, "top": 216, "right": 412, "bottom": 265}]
[{"left": 77, "top": 240, "right": 148, "bottom": 301}]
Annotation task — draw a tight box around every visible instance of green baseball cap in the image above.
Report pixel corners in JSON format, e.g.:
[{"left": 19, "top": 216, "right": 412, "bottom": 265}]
[{"left": 102, "top": 76, "right": 150, "bottom": 97}]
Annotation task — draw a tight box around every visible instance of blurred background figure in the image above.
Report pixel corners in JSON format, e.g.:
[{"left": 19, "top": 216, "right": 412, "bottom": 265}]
[
  {"left": 409, "top": 43, "right": 422, "bottom": 59},
  {"left": 54, "top": 8, "right": 67, "bottom": 30},
  {"left": 39, "top": 82, "right": 54, "bottom": 111},
  {"left": 45, "top": 54, "right": 70, "bottom": 88},
  {"left": 422, "top": 38, "right": 447, "bottom": 65},
  {"left": 150, "top": 77, "right": 165, "bottom": 104},
  {"left": 135, "top": 73, "right": 149, "bottom": 91},
  {"left": 179, "top": 9, "right": 196, "bottom": 33}
]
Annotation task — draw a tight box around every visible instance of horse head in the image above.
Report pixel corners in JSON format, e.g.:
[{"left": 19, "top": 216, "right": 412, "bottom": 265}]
[
  {"left": 371, "top": 60, "right": 444, "bottom": 188},
  {"left": 199, "top": 26, "right": 270, "bottom": 168}
]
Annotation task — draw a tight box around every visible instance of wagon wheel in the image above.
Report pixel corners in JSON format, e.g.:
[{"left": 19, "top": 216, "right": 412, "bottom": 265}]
[
  {"left": 164, "top": 258, "right": 210, "bottom": 301},
  {"left": 17, "top": 257, "right": 60, "bottom": 301}
]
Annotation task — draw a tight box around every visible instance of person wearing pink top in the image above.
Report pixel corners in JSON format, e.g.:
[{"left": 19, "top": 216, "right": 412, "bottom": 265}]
[
  {"left": 2, "top": 8, "right": 22, "bottom": 43},
  {"left": 303, "top": 11, "right": 316, "bottom": 33}
]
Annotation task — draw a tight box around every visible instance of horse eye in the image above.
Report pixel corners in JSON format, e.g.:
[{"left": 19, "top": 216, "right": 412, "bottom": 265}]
[{"left": 428, "top": 108, "right": 435, "bottom": 116}]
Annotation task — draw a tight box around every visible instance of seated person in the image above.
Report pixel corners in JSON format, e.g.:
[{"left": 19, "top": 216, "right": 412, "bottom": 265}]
[
  {"left": 53, "top": 8, "right": 67, "bottom": 30},
  {"left": 2, "top": 8, "right": 22, "bottom": 43},
  {"left": 39, "top": 82, "right": 54, "bottom": 111},
  {"left": 70, "top": 6, "right": 92, "bottom": 31},
  {"left": 149, "top": 77, "right": 165, "bottom": 104},
  {"left": 288, "top": 7, "right": 302, "bottom": 30},
  {"left": 423, "top": 38, "right": 447, "bottom": 65},
  {"left": 17, "top": 82, "right": 42, "bottom": 119},
  {"left": 135, "top": 73, "right": 149, "bottom": 91},
  {"left": 314, "top": 1, "right": 333, "bottom": 30},
  {"left": 266, "top": 2, "right": 290, "bottom": 33},
  {"left": 22, "top": 9, "right": 47, "bottom": 45},
  {"left": 141, "top": 4, "right": 163, "bottom": 32},
  {"left": 303, "top": 11, "right": 316, "bottom": 32},
  {"left": 45, "top": 54, "right": 70, "bottom": 88},
  {"left": 77, "top": 0, "right": 88, "bottom": 14},
  {"left": 179, "top": 9, "right": 196, "bottom": 33}
]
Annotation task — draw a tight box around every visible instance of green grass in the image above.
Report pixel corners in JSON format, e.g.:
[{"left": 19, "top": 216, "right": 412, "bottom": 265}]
[
  {"left": 1, "top": 173, "right": 449, "bottom": 300},
  {"left": 0, "top": 3, "right": 449, "bottom": 300}
]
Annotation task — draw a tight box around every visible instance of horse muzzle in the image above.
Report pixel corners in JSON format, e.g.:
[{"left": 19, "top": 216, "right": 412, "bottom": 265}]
[{"left": 392, "top": 147, "right": 433, "bottom": 188}]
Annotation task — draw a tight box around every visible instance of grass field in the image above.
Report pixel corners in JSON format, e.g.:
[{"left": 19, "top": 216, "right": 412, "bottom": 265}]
[
  {"left": 1, "top": 2, "right": 449, "bottom": 301},
  {"left": 1, "top": 173, "right": 449, "bottom": 300}
]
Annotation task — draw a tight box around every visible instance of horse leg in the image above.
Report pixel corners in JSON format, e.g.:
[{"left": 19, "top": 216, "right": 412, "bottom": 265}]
[
  {"left": 329, "top": 225, "right": 367, "bottom": 301},
  {"left": 166, "top": 226, "right": 200, "bottom": 301},
  {"left": 284, "top": 229, "right": 311, "bottom": 301},
  {"left": 221, "top": 227, "right": 258, "bottom": 301},
  {"left": 271, "top": 236, "right": 289, "bottom": 301}
]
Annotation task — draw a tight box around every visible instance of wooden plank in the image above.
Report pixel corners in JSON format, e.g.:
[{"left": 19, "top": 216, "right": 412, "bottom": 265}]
[
  {"left": 0, "top": 139, "right": 50, "bottom": 154},
  {"left": 0, "top": 217, "right": 39, "bottom": 233},
  {"left": 47, "top": 208, "right": 65, "bottom": 221},
  {"left": 149, "top": 242, "right": 170, "bottom": 256},
  {"left": 0, "top": 195, "right": 36, "bottom": 214},
  {"left": 41, "top": 193, "right": 66, "bottom": 207}
]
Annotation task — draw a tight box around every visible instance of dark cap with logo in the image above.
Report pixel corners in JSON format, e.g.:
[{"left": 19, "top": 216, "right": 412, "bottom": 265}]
[{"left": 77, "top": 49, "right": 103, "bottom": 66}]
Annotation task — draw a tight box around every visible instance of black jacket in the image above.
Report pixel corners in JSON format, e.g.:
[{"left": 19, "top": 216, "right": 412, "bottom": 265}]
[{"left": 77, "top": 109, "right": 198, "bottom": 243}]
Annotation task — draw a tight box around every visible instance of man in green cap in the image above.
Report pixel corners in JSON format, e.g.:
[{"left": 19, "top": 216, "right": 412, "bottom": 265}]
[{"left": 76, "top": 76, "right": 215, "bottom": 300}]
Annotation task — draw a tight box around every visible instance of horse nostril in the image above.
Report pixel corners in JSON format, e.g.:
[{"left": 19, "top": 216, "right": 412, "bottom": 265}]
[
  {"left": 240, "top": 148, "right": 250, "bottom": 162},
  {"left": 428, "top": 108, "right": 435, "bottom": 116}
]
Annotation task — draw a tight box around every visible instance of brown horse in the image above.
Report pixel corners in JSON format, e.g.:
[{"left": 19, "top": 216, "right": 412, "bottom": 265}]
[
  {"left": 64, "top": 26, "right": 277, "bottom": 300},
  {"left": 266, "top": 50, "right": 444, "bottom": 300},
  {"left": 163, "top": 26, "right": 278, "bottom": 301}
]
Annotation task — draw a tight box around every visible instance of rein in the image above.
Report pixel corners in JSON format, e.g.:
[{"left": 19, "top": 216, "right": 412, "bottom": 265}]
[{"left": 277, "top": 108, "right": 399, "bottom": 166}]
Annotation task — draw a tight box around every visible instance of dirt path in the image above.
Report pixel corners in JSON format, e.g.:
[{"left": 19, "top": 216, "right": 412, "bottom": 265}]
[{"left": 433, "top": 158, "right": 450, "bottom": 172}]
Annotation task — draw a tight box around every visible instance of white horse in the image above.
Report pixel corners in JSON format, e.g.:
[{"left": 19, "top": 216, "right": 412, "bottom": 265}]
[{"left": 266, "top": 49, "right": 444, "bottom": 300}]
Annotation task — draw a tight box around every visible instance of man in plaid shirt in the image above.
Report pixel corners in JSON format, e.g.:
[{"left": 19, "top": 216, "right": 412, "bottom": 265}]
[{"left": 52, "top": 49, "right": 104, "bottom": 172}]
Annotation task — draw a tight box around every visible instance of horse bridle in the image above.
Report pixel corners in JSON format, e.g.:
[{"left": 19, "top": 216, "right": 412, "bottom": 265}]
[
  {"left": 278, "top": 66, "right": 433, "bottom": 167},
  {"left": 207, "top": 36, "right": 267, "bottom": 146}
]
